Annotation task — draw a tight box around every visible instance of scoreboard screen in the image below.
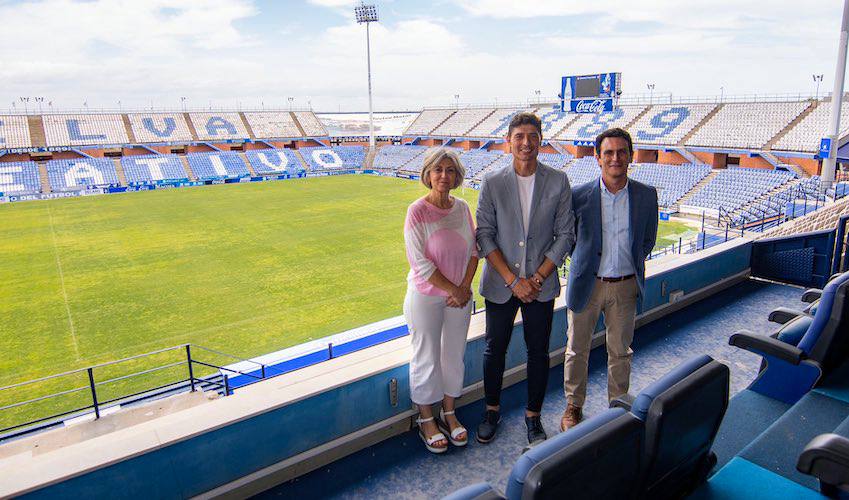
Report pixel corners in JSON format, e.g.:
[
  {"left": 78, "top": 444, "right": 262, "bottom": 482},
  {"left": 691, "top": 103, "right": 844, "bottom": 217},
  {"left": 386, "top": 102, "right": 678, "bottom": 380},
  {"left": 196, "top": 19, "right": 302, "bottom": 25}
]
[
  {"left": 575, "top": 76, "right": 601, "bottom": 98},
  {"left": 561, "top": 72, "right": 621, "bottom": 113}
]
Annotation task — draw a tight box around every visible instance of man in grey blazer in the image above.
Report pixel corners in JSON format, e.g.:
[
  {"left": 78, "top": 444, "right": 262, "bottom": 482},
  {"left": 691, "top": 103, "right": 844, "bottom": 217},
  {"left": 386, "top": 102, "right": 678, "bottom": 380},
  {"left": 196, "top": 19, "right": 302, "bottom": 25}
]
[
  {"left": 561, "top": 127, "right": 658, "bottom": 431},
  {"left": 476, "top": 113, "right": 575, "bottom": 446}
]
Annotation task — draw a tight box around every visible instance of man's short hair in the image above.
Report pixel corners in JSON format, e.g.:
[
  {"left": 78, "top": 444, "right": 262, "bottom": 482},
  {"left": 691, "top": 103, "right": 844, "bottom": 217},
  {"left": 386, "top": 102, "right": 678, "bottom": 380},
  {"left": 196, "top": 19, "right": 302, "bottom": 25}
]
[
  {"left": 420, "top": 147, "right": 466, "bottom": 190},
  {"left": 507, "top": 112, "right": 542, "bottom": 138},
  {"left": 594, "top": 127, "right": 633, "bottom": 156}
]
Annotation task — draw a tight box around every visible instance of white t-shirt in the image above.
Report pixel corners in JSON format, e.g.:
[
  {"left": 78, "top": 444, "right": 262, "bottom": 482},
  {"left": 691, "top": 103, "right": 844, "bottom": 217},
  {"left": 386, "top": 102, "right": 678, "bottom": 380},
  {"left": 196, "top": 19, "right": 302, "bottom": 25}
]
[
  {"left": 516, "top": 173, "right": 535, "bottom": 277},
  {"left": 516, "top": 173, "right": 535, "bottom": 236}
]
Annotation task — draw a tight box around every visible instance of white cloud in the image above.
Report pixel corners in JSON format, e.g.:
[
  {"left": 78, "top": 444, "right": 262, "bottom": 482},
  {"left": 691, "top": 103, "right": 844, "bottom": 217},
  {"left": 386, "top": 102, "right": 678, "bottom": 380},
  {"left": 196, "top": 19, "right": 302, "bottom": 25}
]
[{"left": 0, "top": 1, "right": 846, "bottom": 112}]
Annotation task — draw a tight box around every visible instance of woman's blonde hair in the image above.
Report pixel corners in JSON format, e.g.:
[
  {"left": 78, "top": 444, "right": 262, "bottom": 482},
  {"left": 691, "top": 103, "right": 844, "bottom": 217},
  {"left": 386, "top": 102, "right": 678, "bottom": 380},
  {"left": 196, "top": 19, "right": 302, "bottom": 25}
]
[{"left": 420, "top": 147, "right": 466, "bottom": 190}]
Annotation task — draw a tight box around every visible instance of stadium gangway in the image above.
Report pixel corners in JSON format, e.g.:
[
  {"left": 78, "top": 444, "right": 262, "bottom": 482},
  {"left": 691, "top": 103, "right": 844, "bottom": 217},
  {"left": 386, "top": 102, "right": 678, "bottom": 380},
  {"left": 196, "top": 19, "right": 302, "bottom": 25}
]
[{"left": 0, "top": 344, "right": 277, "bottom": 442}]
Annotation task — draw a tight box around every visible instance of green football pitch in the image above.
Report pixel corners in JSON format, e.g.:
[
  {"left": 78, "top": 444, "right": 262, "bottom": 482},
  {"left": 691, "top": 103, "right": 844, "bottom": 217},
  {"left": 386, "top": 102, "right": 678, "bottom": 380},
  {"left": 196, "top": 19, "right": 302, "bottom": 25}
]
[{"left": 0, "top": 175, "right": 693, "bottom": 427}]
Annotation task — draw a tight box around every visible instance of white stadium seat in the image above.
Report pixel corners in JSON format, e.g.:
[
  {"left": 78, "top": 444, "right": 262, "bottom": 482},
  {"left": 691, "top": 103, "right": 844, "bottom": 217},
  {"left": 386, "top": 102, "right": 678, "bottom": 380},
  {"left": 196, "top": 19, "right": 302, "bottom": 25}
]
[
  {"left": 292, "top": 112, "right": 327, "bottom": 137},
  {"left": 244, "top": 113, "right": 302, "bottom": 139},
  {"left": 431, "top": 108, "right": 494, "bottom": 137},
  {"left": 686, "top": 102, "right": 809, "bottom": 149},
  {"left": 772, "top": 100, "right": 849, "bottom": 153},
  {"left": 188, "top": 113, "right": 249, "bottom": 141},
  {"left": 556, "top": 106, "right": 646, "bottom": 141},
  {"left": 0, "top": 115, "right": 33, "bottom": 149},
  {"left": 42, "top": 114, "right": 129, "bottom": 147},
  {"left": 630, "top": 104, "right": 717, "bottom": 145},
  {"left": 128, "top": 113, "right": 194, "bottom": 143},
  {"left": 405, "top": 109, "right": 456, "bottom": 135}
]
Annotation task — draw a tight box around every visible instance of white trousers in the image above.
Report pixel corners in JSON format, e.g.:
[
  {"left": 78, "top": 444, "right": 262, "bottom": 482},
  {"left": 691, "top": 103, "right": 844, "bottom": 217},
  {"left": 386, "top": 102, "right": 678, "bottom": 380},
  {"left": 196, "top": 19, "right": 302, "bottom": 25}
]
[{"left": 404, "top": 288, "right": 472, "bottom": 406}]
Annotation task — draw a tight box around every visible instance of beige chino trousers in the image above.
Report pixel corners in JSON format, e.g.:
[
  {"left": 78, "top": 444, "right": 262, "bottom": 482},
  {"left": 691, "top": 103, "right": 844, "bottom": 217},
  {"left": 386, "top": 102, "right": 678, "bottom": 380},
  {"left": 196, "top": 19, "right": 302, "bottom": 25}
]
[{"left": 564, "top": 277, "right": 638, "bottom": 408}]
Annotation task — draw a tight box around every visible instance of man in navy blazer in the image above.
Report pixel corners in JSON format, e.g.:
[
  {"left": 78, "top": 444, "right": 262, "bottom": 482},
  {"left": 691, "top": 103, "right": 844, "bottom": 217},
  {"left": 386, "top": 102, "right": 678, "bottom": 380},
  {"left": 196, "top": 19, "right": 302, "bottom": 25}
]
[{"left": 561, "top": 127, "right": 658, "bottom": 431}]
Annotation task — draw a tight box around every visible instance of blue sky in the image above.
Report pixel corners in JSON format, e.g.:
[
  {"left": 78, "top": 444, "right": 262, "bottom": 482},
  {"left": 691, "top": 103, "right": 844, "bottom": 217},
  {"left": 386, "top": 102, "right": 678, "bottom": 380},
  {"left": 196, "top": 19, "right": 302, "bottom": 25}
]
[{"left": 0, "top": 0, "right": 844, "bottom": 112}]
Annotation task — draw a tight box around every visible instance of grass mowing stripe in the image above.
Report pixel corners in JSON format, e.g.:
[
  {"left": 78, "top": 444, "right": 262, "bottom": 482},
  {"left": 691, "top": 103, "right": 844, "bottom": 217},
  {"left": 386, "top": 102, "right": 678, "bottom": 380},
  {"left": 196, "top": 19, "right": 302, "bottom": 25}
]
[{"left": 46, "top": 202, "right": 80, "bottom": 361}]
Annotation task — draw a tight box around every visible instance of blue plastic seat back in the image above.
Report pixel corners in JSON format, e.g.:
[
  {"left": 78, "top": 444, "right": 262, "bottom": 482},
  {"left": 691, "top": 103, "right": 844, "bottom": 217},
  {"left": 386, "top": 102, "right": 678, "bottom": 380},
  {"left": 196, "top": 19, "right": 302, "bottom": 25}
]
[
  {"left": 632, "top": 355, "right": 730, "bottom": 498},
  {"left": 505, "top": 408, "right": 643, "bottom": 500},
  {"left": 797, "top": 272, "right": 849, "bottom": 369},
  {"left": 776, "top": 315, "right": 813, "bottom": 347}
]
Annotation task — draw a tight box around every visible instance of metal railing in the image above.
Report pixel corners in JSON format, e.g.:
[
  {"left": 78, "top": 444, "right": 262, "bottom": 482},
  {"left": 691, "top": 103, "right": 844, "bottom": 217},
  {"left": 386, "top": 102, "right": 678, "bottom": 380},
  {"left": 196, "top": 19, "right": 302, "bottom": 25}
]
[{"left": 0, "top": 344, "right": 279, "bottom": 442}]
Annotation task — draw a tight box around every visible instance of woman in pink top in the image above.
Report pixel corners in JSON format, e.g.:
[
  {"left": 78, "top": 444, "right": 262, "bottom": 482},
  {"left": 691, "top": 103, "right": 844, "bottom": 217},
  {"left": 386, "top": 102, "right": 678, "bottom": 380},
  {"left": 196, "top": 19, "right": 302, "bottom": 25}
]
[{"left": 404, "top": 147, "right": 478, "bottom": 454}]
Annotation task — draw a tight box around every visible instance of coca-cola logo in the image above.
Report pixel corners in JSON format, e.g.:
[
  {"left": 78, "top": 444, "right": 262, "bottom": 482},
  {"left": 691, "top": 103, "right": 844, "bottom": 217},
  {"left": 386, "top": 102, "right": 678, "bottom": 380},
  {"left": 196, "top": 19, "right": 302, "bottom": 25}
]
[{"left": 575, "top": 99, "right": 607, "bottom": 113}]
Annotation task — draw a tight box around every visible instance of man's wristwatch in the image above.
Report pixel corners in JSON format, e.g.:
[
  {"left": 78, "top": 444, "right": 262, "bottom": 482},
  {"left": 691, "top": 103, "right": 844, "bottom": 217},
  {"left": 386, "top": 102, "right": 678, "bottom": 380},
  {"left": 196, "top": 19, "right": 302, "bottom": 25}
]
[{"left": 532, "top": 273, "right": 545, "bottom": 286}]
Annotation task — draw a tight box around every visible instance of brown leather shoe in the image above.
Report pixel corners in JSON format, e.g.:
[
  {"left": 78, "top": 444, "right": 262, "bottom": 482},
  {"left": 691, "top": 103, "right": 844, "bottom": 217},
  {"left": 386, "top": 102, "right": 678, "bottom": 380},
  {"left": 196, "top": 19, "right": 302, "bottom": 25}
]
[{"left": 560, "top": 404, "right": 583, "bottom": 432}]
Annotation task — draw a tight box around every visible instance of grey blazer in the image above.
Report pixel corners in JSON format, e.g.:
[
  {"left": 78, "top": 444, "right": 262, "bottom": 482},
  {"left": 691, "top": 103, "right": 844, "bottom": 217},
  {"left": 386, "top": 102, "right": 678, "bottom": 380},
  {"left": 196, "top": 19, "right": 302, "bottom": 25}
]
[
  {"left": 476, "top": 162, "right": 576, "bottom": 304},
  {"left": 566, "top": 178, "right": 659, "bottom": 313}
]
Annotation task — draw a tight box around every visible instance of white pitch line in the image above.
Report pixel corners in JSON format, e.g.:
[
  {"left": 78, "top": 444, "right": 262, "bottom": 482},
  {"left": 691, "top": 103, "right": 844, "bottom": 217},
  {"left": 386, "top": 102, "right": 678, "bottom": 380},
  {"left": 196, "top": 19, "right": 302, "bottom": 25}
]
[{"left": 46, "top": 204, "right": 81, "bottom": 361}]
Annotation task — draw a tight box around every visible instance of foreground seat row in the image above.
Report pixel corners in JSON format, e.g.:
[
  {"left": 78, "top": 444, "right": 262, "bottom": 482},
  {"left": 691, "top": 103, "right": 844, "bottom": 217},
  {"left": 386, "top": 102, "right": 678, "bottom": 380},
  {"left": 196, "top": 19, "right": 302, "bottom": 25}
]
[
  {"left": 445, "top": 271, "right": 849, "bottom": 500},
  {"left": 445, "top": 355, "right": 729, "bottom": 500}
]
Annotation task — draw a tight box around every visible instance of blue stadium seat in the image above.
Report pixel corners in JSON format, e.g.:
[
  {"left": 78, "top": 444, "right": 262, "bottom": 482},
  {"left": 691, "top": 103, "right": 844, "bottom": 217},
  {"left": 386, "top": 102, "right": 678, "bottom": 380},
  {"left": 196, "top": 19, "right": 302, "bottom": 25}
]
[
  {"left": 46, "top": 158, "right": 120, "bottom": 191},
  {"left": 0, "top": 161, "right": 41, "bottom": 195},
  {"left": 245, "top": 149, "right": 304, "bottom": 176},
  {"left": 298, "top": 146, "right": 364, "bottom": 171},
  {"left": 729, "top": 271, "right": 849, "bottom": 404},
  {"left": 121, "top": 155, "right": 188, "bottom": 185},
  {"left": 630, "top": 354, "right": 730, "bottom": 498},
  {"left": 185, "top": 152, "right": 250, "bottom": 181},
  {"left": 444, "top": 408, "right": 644, "bottom": 500}
]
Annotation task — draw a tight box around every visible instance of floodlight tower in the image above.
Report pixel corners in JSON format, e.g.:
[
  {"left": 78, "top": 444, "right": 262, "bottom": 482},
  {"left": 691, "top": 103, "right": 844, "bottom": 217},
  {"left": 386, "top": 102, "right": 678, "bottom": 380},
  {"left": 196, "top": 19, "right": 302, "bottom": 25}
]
[
  {"left": 355, "top": 2, "right": 379, "bottom": 151},
  {"left": 822, "top": 0, "right": 849, "bottom": 191}
]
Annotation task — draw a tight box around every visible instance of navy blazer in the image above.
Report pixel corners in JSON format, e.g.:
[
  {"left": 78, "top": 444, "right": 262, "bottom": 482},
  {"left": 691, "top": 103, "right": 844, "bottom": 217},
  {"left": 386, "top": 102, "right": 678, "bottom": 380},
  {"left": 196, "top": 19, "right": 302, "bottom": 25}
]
[{"left": 566, "top": 178, "right": 659, "bottom": 313}]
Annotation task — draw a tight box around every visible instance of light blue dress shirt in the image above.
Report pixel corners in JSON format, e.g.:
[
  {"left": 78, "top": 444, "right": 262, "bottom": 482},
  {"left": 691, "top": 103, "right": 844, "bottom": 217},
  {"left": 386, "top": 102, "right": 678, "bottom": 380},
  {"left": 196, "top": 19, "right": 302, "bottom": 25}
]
[{"left": 598, "top": 178, "right": 635, "bottom": 278}]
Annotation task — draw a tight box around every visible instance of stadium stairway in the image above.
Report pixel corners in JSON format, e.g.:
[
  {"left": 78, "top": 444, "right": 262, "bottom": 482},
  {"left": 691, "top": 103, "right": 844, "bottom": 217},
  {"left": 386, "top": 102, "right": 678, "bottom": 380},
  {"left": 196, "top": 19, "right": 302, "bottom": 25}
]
[
  {"left": 364, "top": 148, "right": 377, "bottom": 169},
  {"left": 728, "top": 177, "right": 801, "bottom": 221},
  {"left": 761, "top": 150, "right": 807, "bottom": 178},
  {"left": 427, "top": 111, "right": 457, "bottom": 135},
  {"left": 183, "top": 113, "right": 200, "bottom": 141},
  {"left": 112, "top": 158, "right": 128, "bottom": 186},
  {"left": 673, "top": 147, "right": 701, "bottom": 165},
  {"left": 549, "top": 141, "right": 569, "bottom": 155},
  {"left": 38, "top": 162, "right": 50, "bottom": 193},
  {"left": 463, "top": 109, "right": 498, "bottom": 137},
  {"left": 293, "top": 150, "right": 310, "bottom": 171},
  {"left": 290, "top": 112, "right": 307, "bottom": 137},
  {"left": 677, "top": 170, "right": 720, "bottom": 206},
  {"left": 27, "top": 115, "right": 46, "bottom": 149},
  {"left": 550, "top": 114, "right": 581, "bottom": 140},
  {"left": 238, "top": 112, "right": 257, "bottom": 140},
  {"left": 178, "top": 155, "right": 197, "bottom": 181},
  {"left": 121, "top": 114, "right": 137, "bottom": 144},
  {"left": 765, "top": 101, "right": 819, "bottom": 150},
  {"left": 626, "top": 105, "right": 653, "bottom": 130},
  {"left": 239, "top": 152, "right": 257, "bottom": 176},
  {"left": 679, "top": 104, "right": 724, "bottom": 146}
]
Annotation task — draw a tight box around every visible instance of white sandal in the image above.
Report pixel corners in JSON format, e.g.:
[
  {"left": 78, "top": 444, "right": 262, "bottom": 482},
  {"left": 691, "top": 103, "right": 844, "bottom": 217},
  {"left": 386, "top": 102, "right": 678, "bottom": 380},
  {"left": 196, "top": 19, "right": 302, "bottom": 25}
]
[
  {"left": 416, "top": 416, "right": 448, "bottom": 454},
  {"left": 438, "top": 410, "right": 468, "bottom": 447}
]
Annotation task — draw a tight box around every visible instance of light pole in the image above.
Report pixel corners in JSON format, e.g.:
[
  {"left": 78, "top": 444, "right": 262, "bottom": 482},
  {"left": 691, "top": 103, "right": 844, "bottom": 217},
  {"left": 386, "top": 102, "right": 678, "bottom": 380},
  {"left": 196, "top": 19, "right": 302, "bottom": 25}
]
[
  {"left": 534, "top": 89, "right": 541, "bottom": 105},
  {"left": 35, "top": 97, "right": 44, "bottom": 113},
  {"left": 355, "top": 2, "right": 379, "bottom": 151},
  {"left": 719, "top": 86, "right": 725, "bottom": 102},
  {"left": 821, "top": 0, "right": 849, "bottom": 191},
  {"left": 647, "top": 83, "right": 655, "bottom": 104},
  {"left": 19, "top": 97, "right": 29, "bottom": 114},
  {"left": 181, "top": 96, "right": 187, "bottom": 112},
  {"left": 287, "top": 96, "right": 294, "bottom": 111},
  {"left": 454, "top": 93, "right": 460, "bottom": 109},
  {"left": 813, "top": 74, "right": 824, "bottom": 100}
]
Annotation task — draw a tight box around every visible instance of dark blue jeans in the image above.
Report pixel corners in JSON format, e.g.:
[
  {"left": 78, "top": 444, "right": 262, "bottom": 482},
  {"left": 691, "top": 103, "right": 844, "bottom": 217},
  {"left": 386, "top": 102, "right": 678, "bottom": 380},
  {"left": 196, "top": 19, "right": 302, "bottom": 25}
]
[{"left": 483, "top": 297, "right": 554, "bottom": 413}]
